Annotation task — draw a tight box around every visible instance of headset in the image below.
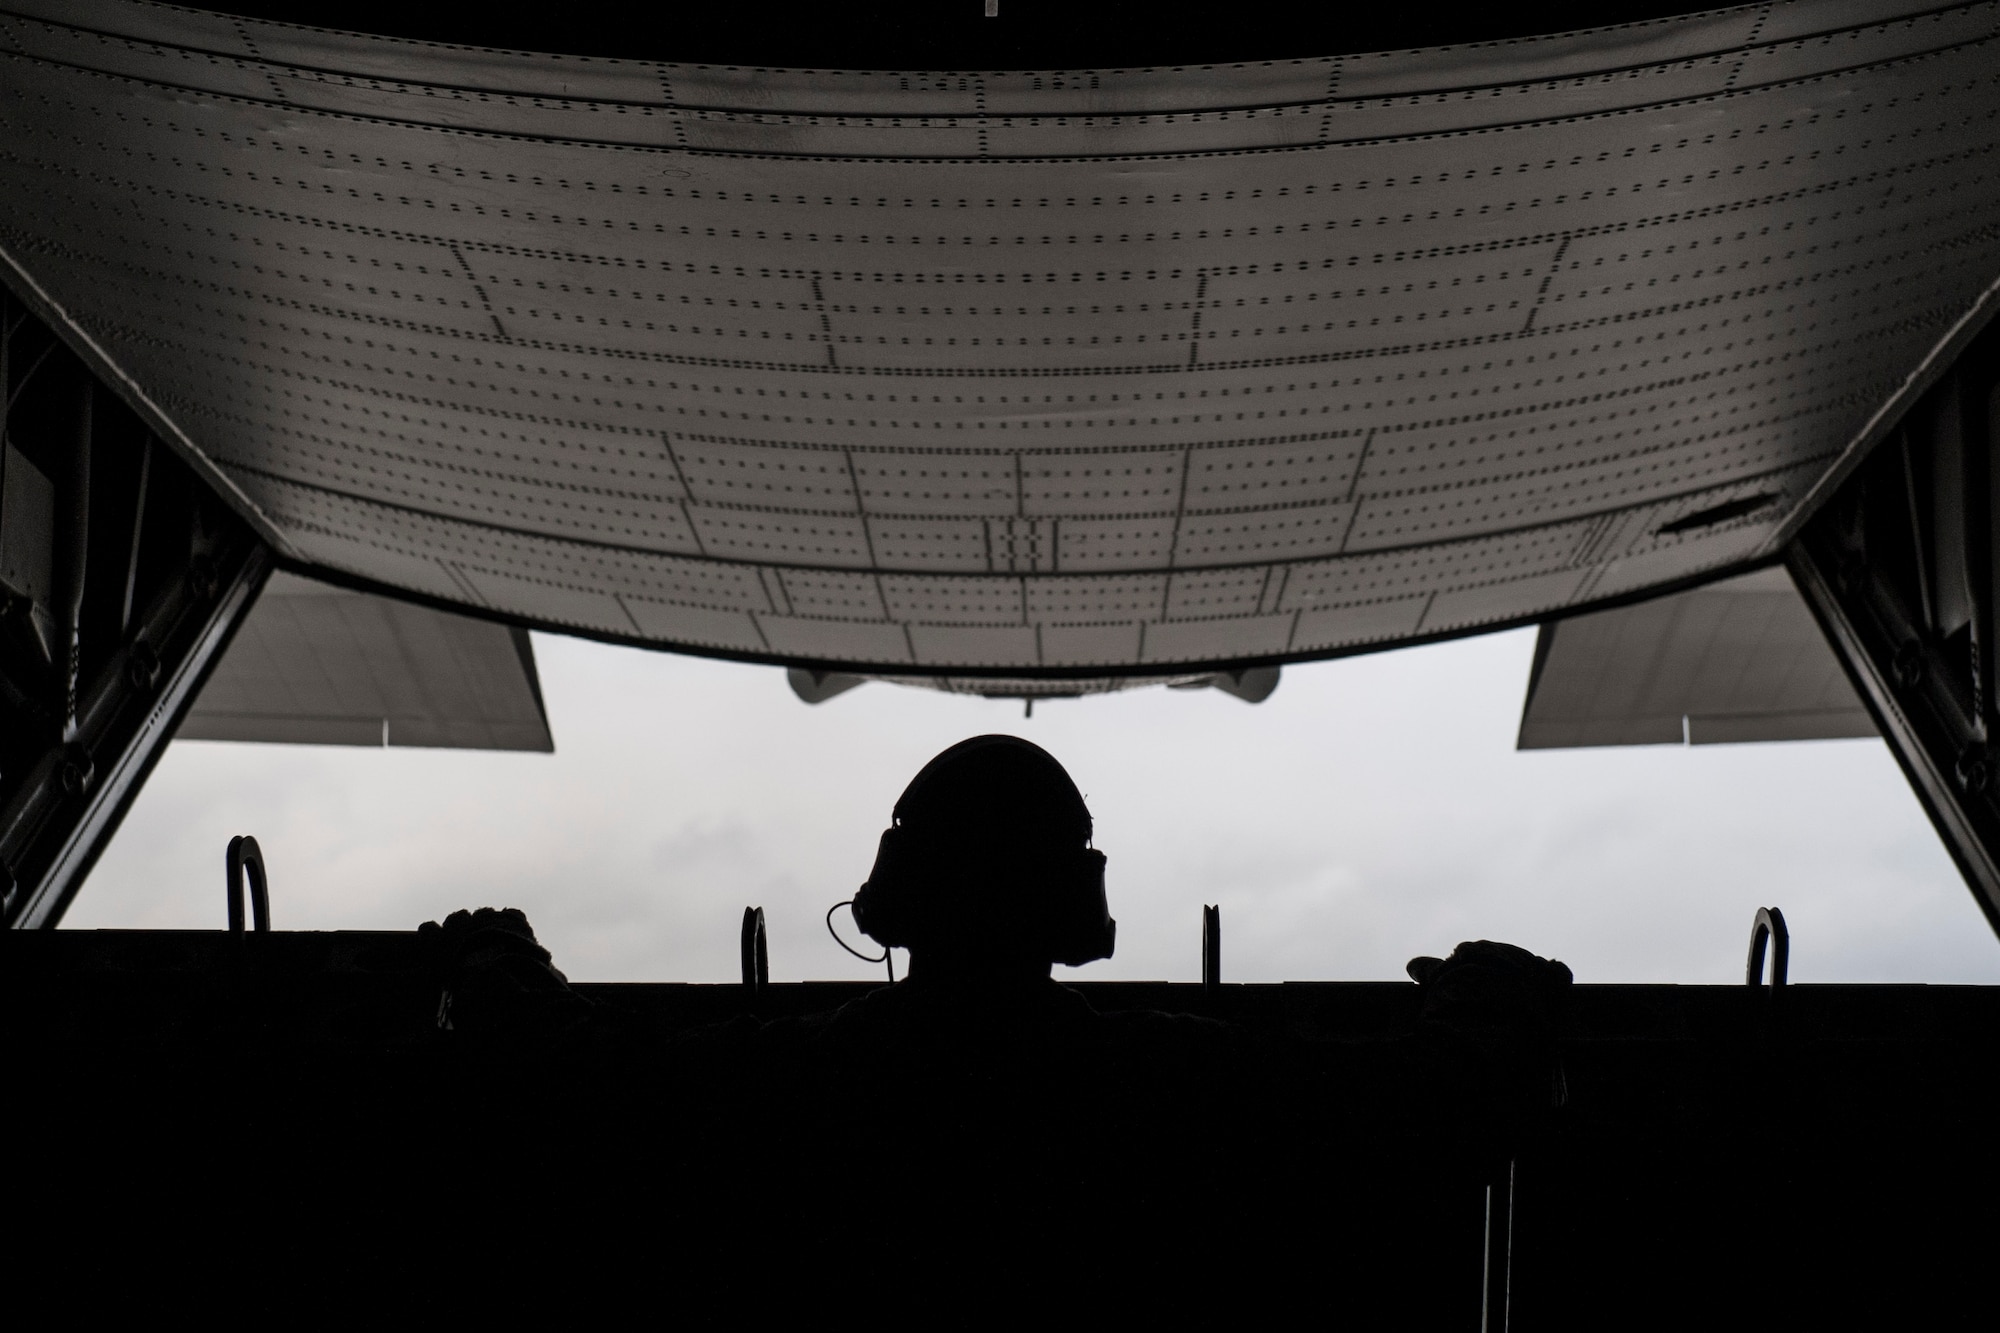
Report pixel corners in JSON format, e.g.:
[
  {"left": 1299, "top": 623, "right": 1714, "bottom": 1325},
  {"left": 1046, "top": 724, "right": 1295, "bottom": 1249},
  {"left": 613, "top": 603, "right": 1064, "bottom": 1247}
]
[
  {"left": 851, "top": 827, "right": 1113, "bottom": 966},
  {"left": 848, "top": 736, "right": 1116, "bottom": 967}
]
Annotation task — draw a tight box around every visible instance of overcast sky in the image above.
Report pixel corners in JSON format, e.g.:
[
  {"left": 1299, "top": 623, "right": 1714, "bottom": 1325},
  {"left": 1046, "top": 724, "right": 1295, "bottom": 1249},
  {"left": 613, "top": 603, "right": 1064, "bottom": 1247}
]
[{"left": 67, "top": 625, "right": 2000, "bottom": 986}]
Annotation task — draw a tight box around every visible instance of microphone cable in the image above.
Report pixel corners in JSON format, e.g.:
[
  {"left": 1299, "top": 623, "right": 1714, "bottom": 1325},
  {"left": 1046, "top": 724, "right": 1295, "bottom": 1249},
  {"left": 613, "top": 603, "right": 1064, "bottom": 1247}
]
[{"left": 826, "top": 899, "right": 894, "bottom": 983}]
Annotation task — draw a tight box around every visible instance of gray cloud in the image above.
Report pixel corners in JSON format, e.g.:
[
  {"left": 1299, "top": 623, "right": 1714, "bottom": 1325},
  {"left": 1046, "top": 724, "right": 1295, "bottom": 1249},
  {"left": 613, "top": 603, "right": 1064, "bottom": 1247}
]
[{"left": 70, "top": 628, "right": 2000, "bottom": 986}]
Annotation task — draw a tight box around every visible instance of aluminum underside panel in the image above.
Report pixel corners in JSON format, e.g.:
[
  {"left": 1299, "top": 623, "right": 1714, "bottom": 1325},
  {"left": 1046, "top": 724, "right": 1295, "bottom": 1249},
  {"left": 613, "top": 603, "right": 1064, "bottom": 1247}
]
[
  {"left": 178, "top": 571, "right": 553, "bottom": 750},
  {"left": 1518, "top": 566, "right": 1877, "bottom": 748},
  {"left": 3, "top": 0, "right": 1999, "bottom": 676}
]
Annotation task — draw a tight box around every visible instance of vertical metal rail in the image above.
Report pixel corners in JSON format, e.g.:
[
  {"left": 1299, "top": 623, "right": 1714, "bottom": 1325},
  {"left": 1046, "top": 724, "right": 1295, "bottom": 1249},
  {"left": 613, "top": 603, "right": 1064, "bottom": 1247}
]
[
  {"left": 119, "top": 436, "right": 151, "bottom": 636},
  {"left": 1200, "top": 903, "right": 1220, "bottom": 994},
  {"left": 1482, "top": 1159, "right": 1515, "bottom": 1333},
  {"left": 58, "top": 378, "right": 88, "bottom": 737},
  {"left": 740, "top": 905, "right": 768, "bottom": 994}
]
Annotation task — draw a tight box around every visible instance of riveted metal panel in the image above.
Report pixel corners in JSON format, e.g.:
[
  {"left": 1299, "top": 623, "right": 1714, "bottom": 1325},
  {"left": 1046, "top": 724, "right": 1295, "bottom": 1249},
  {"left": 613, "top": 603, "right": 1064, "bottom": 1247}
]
[{"left": 0, "top": 0, "right": 1994, "bottom": 678}]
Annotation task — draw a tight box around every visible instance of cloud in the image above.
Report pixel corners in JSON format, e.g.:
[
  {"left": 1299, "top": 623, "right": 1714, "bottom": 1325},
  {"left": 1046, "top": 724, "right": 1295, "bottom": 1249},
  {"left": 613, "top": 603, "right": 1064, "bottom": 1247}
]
[{"left": 71, "top": 627, "right": 2000, "bottom": 986}]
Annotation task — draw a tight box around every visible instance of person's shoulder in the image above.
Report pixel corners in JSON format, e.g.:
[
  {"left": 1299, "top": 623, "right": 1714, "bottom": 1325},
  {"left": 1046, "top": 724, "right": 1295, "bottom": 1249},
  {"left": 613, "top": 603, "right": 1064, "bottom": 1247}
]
[
  {"left": 793, "top": 981, "right": 912, "bottom": 1042},
  {"left": 1099, "top": 1006, "right": 1245, "bottom": 1044}
]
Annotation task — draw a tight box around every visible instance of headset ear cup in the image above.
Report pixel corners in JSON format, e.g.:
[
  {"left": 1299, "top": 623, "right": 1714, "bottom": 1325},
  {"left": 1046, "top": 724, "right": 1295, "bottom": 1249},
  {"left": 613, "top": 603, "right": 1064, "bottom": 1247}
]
[
  {"left": 852, "top": 827, "right": 912, "bottom": 949},
  {"left": 862, "top": 830, "right": 1113, "bottom": 964},
  {"left": 1051, "top": 849, "right": 1115, "bottom": 966}
]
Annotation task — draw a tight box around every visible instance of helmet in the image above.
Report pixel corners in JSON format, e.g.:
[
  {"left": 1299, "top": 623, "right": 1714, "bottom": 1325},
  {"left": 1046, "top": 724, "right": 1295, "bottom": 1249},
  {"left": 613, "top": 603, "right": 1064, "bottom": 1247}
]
[{"left": 851, "top": 735, "right": 1115, "bottom": 966}]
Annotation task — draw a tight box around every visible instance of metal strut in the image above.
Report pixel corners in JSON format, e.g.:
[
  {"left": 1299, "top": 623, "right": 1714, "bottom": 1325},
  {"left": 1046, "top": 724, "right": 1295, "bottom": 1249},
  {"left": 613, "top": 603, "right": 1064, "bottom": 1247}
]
[
  {"left": 1482, "top": 1159, "right": 1515, "bottom": 1333},
  {"left": 1788, "top": 309, "right": 2000, "bottom": 937},
  {"left": 0, "top": 285, "right": 269, "bottom": 928}
]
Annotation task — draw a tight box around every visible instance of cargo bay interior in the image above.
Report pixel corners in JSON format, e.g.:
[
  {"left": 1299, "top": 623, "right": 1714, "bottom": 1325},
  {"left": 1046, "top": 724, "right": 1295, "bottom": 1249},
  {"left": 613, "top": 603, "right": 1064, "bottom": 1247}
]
[{"left": 5, "top": 0, "right": 2000, "bottom": 1323}]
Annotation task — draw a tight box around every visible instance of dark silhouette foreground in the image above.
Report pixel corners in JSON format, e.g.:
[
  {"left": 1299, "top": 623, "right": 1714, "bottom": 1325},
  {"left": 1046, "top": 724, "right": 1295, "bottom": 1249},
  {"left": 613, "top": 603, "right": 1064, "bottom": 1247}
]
[
  {"left": 405, "top": 737, "right": 1580, "bottom": 1317},
  {"left": 14, "top": 806, "right": 1992, "bottom": 1326}
]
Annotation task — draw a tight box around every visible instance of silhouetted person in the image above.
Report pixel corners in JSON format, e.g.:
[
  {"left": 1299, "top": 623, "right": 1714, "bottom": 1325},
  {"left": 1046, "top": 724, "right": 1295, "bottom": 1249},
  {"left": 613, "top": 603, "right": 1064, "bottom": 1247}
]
[
  {"left": 822, "top": 739, "right": 1571, "bottom": 1122},
  {"left": 414, "top": 736, "right": 1576, "bottom": 1319},
  {"left": 777, "top": 738, "right": 1158, "bottom": 1182},
  {"left": 418, "top": 737, "right": 1571, "bottom": 1127},
  {"left": 812, "top": 733, "right": 1117, "bottom": 1043}
]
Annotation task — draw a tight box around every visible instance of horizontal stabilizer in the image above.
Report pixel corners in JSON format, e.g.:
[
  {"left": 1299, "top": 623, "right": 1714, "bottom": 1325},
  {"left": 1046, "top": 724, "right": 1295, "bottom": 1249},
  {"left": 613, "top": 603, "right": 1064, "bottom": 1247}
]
[
  {"left": 178, "top": 573, "right": 553, "bottom": 752},
  {"left": 1518, "top": 568, "right": 1874, "bottom": 750}
]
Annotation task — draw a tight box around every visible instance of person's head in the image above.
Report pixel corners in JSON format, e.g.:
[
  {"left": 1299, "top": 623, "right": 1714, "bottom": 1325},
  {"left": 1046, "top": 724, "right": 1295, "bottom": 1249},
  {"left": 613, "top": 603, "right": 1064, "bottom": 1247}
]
[{"left": 852, "top": 735, "right": 1115, "bottom": 982}]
